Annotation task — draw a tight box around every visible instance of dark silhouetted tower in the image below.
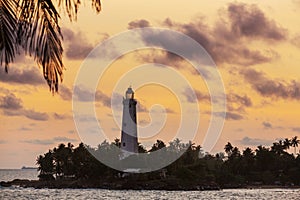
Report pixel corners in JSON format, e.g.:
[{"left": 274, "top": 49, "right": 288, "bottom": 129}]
[{"left": 121, "top": 87, "right": 138, "bottom": 155}]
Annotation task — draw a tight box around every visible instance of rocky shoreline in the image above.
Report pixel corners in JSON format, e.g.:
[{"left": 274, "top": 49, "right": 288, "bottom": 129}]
[
  {"left": 0, "top": 178, "right": 221, "bottom": 191},
  {"left": 2, "top": 179, "right": 300, "bottom": 191}
]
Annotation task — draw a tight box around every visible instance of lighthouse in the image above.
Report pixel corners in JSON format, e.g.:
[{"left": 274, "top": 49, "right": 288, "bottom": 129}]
[{"left": 120, "top": 87, "right": 138, "bottom": 155}]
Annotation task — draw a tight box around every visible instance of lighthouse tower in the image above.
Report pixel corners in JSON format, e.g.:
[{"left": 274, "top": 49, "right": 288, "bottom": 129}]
[{"left": 120, "top": 87, "right": 138, "bottom": 155}]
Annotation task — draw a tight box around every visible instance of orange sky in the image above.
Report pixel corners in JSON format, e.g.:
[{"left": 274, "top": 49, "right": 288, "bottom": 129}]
[{"left": 1, "top": 0, "right": 300, "bottom": 168}]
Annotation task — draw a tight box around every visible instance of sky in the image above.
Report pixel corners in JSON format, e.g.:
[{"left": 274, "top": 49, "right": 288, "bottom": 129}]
[{"left": 1, "top": 0, "right": 300, "bottom": 168}]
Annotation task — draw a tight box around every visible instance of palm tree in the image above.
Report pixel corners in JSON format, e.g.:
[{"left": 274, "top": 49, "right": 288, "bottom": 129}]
[
  {"left": 36, "top": 150, "right": 55, "bottom": 180},
  {"left": 283, "top": 138, "right": 291, "bottom": 150},
  {"left": 53, "top": 143, "right": 71, "bottom": 178},
  {"left": 271, "top": 140, "right": 285, "bottom": 155},
  {"left": 231, "top": 147, "right": 241, "bottom": 158},
  {"left": 224, "top": 142, "right": 233, "bottom": 157},
  {"left": 242, "top": 147, "right": 254, "bottom": 165},
  {"left": 138, "top": 143, "right": 147, "bottom": 153},
  {"left": 149, "top": 140, "right": 166, "bottom": 152},
  {"left": 291, "top": 136, "right": 300, "bottom": 155},
  {"left": 0, "top": 0, "right": 101, "bottom": 92},
  {"left": 242, "top": 147, "right": 254, "bottom": 158},
  {"left": 113, "top": 138, "right": 121, "bottom": 148}
]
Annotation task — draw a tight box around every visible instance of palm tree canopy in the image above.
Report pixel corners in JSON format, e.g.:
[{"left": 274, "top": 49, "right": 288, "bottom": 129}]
[
  {"left": 283, "top": 138, "right": 291, "bottom": 149},
  {"left": 290, "top": 136, "right": 299, "bottom": 155},
  {"left": 224, "top": 142, "right": 233, "bottom": 154},
  {"left": 291, "top": 136, "right": 299, "bottom": 148},
  {"left": 0, "top": 0, "right": 101, "bottom": 92}
]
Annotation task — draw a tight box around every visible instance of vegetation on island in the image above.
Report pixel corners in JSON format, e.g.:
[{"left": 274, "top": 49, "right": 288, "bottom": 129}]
[
  {"left": 31, "top": 136, "right": 300, "bottom": 189},
  {"left": 1, "top": 136, "right": 299, "bottom": 190}
]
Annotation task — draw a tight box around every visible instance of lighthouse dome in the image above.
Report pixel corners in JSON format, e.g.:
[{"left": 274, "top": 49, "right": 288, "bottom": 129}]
[{"left": 125, "top": 87, "right": 134, "bottom": 99}]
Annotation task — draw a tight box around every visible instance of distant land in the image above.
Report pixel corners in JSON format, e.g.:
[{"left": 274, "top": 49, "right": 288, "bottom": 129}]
[{"left": 21, "top": 166, "right": 38, "bottom": 170}]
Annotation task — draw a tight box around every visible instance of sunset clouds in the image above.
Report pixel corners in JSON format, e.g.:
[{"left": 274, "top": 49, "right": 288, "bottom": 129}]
[
  {"left": 242, "top": 68, "right": 300, "bottom": 100},
  {"left": 129, "top": 2, "right": 286, "bottom": 68},
  {"left": 0, "top": 92, "right": 49, "bottom": 121}
]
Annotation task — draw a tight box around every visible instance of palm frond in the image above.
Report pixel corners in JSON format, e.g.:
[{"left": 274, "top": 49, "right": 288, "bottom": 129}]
[
  {"left": 0, "top": 0, "right": 18, "bottom": 72},
  {"left": 2, "top": 0, "right": 102, "bottom": 93},
  {"left": 58, "top": 0, "right": 81, "bottom": 21},
  {"left": 17, "top": 0, "right": 63, "bottom": 92},
  {"left": 92, "top": 0, "right": 101, "bottom": 13},
  {"left": 57, "top": 0, "right": 101, "bottom": 21}
]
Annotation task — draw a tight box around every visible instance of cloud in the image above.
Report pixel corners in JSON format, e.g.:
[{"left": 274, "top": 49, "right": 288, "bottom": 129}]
[
  {"left": 262, "top": 121, "right": 272, "bottom": 129},
  {"left": 291, "top": 34, "right": 300, "bottom": 48},
  {"left": 2, "top": 109, "right": 20, "bottom": 116},
  {"left": 52, "top": 137, "right": 77, "bottom": 143},
  {"left": 74, "top": 85, "right": 111, "bottom": 105},
  {"left": 22, "top": 139, "right": 54, "bottom": 145},
  {"left": 0, "top": 87, "right": 9, "bottom": 93},
  {"left": 0, "top": 67, "right": 44, "bottom": 85},
  {"left": 0, "top": 92, "right": 50, "bottom": 121},
  {"left": 0, "top": 93, "right": 23, "bottom": 110},
  {"left": 182, "top": 87, "right": 210, "bottom": 103},
  {"left": 68, "top": 130, "right": 76, "bottom": 134},
  {"left": 173, "top": 17, "right": 277, "bottom": 65},
  {"left": 109, "top": 92, "right": 123, "bottom": 110},
  {"left": 59, "top": 85, "right": 72, "bottom": 101},
  {"left": 235, "top": 128, "right": 244, "bottom": 132},
  {"left": 0, "top": 93, "right": 22, "bottom": 115},
  {"left": 291, "top": 127, "right": 300, "bottom": 133},
  {"left": 134, "top": 3, "right": 285, "bottom": 67},
  {"left": 73, "top": 85, "right": 123, "bottom": 108},
  {"left": 73, "top": 85, "right": 107, "bottom": 103},
  {"left": 133, "top": 50, "right": 197, "bottom": 77},
  {"left": 227, "top": 93, "right": 252, "bottom": 112},
  {"left": 128, "top": 19, "right": 151, "bottom": 29},
  {"left": 228, "top": 94, "right": 252, "bottom": 107},
  {"left": 139, "top": 119, "right": 150, "bottom": 126},
  {"left": 136, "top": 23, "right": 215, "bottom": 66},
  {"left": 22, "top": 137, "right": 77, "bottom": 145},
  {"left": 0, "top": 140, "right": 6, "bottom": 144},
  {"left": 226, "top": 112, "right": 244, "bottom": 120},
  {"left": 75, "top": 114, "right": 100, "bottom": 123},
  {"left": 95, "top": 91, "right": 112, "bottom": 107},
  {"left": 19, "top": 126, "right": 32, "bottom": 131},
  {"left": 23, "top": 110, "right": 49, "bottom": 121},
  {"left": 261, "top": 121, "right": 284, "bottom": 130},
  {"left": 165, "top": 108, "right": 175, "bottom": 114},
  {"left": 242, "top": 69, "right": 300, "bottom": 100},
  {"left": 53, "top": 113, "right": 70, "bottom": 120},
  {"left": 63, "top": 28, "right": 94, "bottom": 60},
  {"left": 227, "top": 3, "right": 286, "bottom": 40},
  {"left": 137, "top": 103, "right": 148, "bottom": 113},
  {"left": 73, "top": 85, "right": 95, "bottom": 102},
  {"left": 182, "top": 87, "right": 197, "bottom": 103},
  {"left": 214, "top": 111, "right": 244, "bottom": 120},
  {"left": 239, "top": 136, "right": 273, "bottom": 146},
  {"left": 293, "top": 0, "right": 300, "bottom": 7}
]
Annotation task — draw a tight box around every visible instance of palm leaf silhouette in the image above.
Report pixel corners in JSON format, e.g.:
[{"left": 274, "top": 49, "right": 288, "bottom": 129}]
[
  {"left": 0, "top": 0, "right": 102, "bottom": 92},
  {"left": 17, "top": 0, "right": 63, "bottom": 92},
  {"left": 0, "top": 0, "right": 18, "bottom": 72}
]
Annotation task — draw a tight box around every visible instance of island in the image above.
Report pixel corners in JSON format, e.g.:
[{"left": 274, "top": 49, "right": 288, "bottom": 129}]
[{"left": 1, "top": 137, "right": 300, "bottom": 190}]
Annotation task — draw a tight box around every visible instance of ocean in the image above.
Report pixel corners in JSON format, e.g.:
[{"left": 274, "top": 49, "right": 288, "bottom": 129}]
[{"left": 1, "top": 169, "right": 300, "bottom": 199}]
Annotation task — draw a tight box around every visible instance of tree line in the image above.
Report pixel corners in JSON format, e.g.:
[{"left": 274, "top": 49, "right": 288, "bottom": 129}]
[{"left": 36, "top": 136, "right": 300, "bottom": 187}]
